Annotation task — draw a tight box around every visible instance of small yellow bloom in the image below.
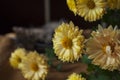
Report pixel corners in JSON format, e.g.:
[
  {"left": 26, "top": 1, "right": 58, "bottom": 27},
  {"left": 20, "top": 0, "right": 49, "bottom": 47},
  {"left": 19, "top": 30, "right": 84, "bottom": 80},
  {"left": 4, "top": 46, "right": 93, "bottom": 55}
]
[
  {"left": 107, "top": 0, "right": 120, "bottom": 9},
  {"left": 86, "top": 25, "right": 120, "bottom": 71},
  {"left": 9, "top": 48, "right": 26, "bottom": 68},
  {"left": 19, "top": 51, "right": 48, "bottom": 80},
  {"left": 67, "top": 0, "right": 77, "bottom": 15},
  {"left": 53, "top": 21, "right": 84, "bottom": 62},
  {"left": 67, "top": 73, "right": 86, "bottom": 80},
  {"left": 75, "top": 0, "right": 106, "bottom": 22}
]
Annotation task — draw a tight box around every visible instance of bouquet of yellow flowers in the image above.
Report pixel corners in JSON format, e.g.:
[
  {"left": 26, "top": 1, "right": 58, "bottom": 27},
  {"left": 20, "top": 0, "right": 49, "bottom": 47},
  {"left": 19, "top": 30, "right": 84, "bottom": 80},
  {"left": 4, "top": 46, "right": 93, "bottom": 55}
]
[{"left": 9, "top": 0, "right": 120, "bottom": 80}]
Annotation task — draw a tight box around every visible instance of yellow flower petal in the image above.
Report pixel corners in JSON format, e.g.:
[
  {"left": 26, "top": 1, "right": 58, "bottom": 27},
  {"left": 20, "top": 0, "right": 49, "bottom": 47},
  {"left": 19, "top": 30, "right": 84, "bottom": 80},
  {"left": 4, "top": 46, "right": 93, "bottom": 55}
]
[
  {"left": 53, "top": 21, "right": 84, "bottom": 62},
  {"left": 107, "top": 0, "right": 120, "bottom": 9},
  {"left": 19, "top": 51, "right": 48, "bottom": 80},
  {"left": 76, "top": 0, "right": 106, "bottom": 22},
  {"left": 67, "top": 73, "right": 86, "bottom": 80},
  {"left": 86, "top": 25, "right": 120, "bottom": 71},
  {"left": 9, "top": 48, "right": 26, "bottom": 69},
  {"left": 67, "top": 0, "right": 77, "bottom": 15}
]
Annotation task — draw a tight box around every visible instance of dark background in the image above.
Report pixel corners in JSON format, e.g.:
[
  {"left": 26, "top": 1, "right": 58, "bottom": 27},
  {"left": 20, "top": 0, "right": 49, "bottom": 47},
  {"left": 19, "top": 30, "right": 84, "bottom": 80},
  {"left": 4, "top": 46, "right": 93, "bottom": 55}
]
[{"left": 0, "top": 0, "right": 99, "bottom": 34}]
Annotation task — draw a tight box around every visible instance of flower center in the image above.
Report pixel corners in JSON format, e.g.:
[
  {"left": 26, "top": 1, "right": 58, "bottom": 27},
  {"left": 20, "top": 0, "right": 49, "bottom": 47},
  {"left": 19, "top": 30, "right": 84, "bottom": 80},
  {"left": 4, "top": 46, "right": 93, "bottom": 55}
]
[
  {"left": 87, "top": 0, "right": 95, "bottom": 9},
  {"left": 17, "top": 57, "right": 21, "bottom": 63},
  {"left": 105, "top": 46, "right": 112, "bottom": 54},
  {"left": 62, "top": 37, "right": 72, "bottom": 49},
  {"left": 103, "top": 42, "right": 116, "bottom": 54},
  {"left": 31, "top": 63, "right": 39, "bottom": 71}
]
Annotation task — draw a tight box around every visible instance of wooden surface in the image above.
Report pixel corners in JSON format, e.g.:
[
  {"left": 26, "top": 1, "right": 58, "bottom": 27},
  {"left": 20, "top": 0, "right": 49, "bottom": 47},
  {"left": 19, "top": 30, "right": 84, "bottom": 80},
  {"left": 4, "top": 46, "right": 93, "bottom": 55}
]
[{"left": 0, "top": 34, "right": 87, "bottom": 80}]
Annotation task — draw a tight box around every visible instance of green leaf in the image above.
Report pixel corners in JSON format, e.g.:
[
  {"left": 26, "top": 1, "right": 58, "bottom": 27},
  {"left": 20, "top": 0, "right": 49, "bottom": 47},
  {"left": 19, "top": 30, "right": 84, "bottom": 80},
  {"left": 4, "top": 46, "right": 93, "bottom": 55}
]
[
  {"left": 81, "top": 54, "right": 91, "bottom": 64},
  {"left": 45, "top": 47, "right": 56, "bottom": 66},
  {"left": 97, "top": 75, "right": 110, "bottom": 80},
  {"left": 88, "top": 73, "right": 110, "bottom": 80},
  {"left": 102, "top": 9, "right": 120, "bottom": 27},
  {"left": 56, "top": 63, "right": 62, "bottom": 71},
  {"left": 45, "top": 48, "right": 56, "bottom": 59}
]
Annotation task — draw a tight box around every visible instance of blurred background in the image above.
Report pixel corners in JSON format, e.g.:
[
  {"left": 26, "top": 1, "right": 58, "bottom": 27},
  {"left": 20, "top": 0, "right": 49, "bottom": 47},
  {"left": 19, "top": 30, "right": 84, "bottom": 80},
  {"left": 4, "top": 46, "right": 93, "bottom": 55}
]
[
  {"left": 0, "top": 0, "right": 99, "bottom": 34},
  {"left": 0, "top": 0, "right": 120, "bottom": 80}
]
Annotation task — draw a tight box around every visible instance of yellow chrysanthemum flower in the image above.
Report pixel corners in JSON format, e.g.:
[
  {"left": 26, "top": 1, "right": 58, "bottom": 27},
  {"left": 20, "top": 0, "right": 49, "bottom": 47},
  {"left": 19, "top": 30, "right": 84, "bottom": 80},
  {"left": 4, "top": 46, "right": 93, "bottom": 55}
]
[
  {"left": 9, "top": 48, "right": 26, "bottom": 68},
  {"left": 19, "top": 51, "right": 48, "bottom": 80},
  {"left": 53, "top": 21, "right": 84, "bottom": 62},
  {"left": 67, "top": 73, "right": 86, "bottom": 80},
  {"left": 67, "top": 0, "right": 77, "bottom": 15},
  {"left": 76, "top": 0, "right": 106, "bottom": 22},
  {"left": 86, "top": 25, "right": 120, "bottom": 71},
  {"left": 107, "top": 0, "right": 120, "bottom": 9}
]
